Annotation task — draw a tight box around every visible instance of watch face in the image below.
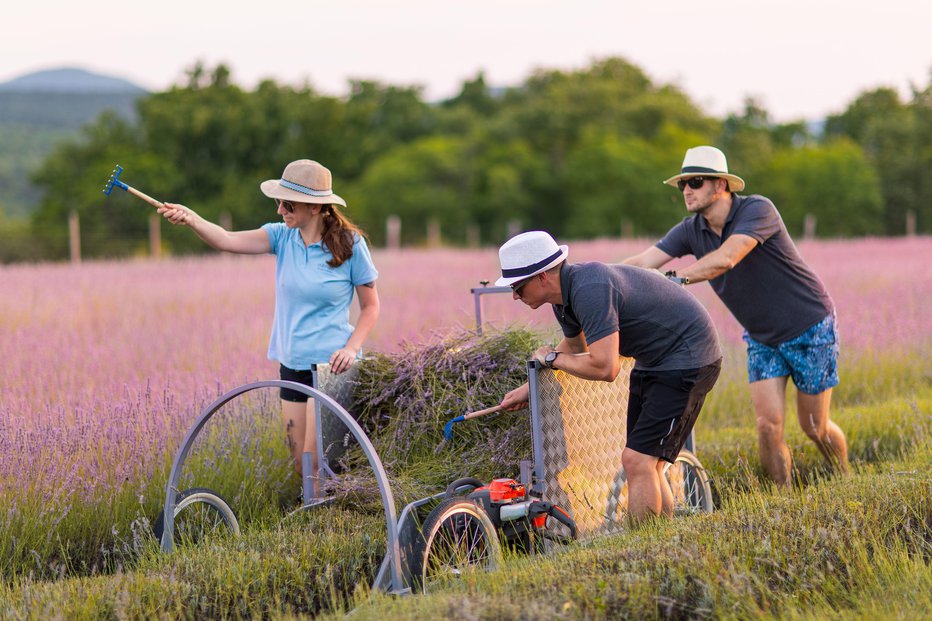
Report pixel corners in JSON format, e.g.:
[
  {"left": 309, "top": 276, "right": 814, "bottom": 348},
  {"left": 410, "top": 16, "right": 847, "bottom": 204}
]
[{"left": 545, "top": 351, "right": 558, "bottom": 366}]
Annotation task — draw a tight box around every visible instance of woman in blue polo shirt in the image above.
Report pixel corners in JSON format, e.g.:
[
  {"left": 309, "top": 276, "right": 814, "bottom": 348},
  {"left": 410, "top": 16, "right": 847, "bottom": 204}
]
[{"left": 158, "top": 159, "right": 380, "bottom": 495}]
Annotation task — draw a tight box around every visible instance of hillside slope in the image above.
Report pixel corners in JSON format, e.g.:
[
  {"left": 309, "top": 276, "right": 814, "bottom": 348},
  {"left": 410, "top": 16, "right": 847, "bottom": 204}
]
[{"left": 0, "top": 67, "right": 147, "bottom": 218}]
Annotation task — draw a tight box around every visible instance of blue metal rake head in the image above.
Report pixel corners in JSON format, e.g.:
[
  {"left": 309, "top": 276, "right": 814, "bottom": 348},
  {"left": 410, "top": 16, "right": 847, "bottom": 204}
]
[
  {"left": 442, "top": 404, "right": 504, "bottom": 441},
  {"left": 102, "top": 165, "right": 129, "bottom": 195},
  {"left": 101, "top": 164, "right": 164, "bottom": 208}
]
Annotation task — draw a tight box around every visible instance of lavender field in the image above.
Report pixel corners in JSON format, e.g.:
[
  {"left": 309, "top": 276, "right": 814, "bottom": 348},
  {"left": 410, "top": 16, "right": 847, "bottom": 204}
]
[{"left": 1, "top": 236, "right": 930, "bottom": 618}]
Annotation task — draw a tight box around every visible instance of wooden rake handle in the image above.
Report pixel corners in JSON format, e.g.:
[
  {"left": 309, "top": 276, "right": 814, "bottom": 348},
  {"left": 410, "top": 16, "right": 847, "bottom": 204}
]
[
  {"left": 462, "top": 404, "right": 504, "bottom": 421},
  {"left": 443, "top": 404, "right": 505, "bottom": 441},
  {"left": 125, "top": 185, "right": 165, "bottom": 209}
]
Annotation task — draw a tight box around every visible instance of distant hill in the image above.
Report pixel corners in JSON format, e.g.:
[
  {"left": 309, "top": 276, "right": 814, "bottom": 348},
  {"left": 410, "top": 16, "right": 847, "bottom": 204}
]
[
  {"left": 0, "top": 67, "right": 147, "bottom": 127},
  {"left": 0, "top": 68, "right": 150, "bottom": 218},
  {"left": 0, "top": 67, "right": 147, "bottom": 94}
]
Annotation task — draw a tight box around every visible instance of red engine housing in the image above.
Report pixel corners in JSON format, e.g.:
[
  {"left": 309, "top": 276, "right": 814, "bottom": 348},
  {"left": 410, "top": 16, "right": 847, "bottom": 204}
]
[{"left": 484, "top": 478, "right": 525, "bottom": 503}]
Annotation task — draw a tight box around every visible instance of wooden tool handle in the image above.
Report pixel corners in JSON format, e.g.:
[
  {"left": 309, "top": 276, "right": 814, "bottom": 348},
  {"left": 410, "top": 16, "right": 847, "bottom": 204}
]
[
  {"left": 127, "top": 185, "right": 164, "bottom": 208},
  {"left": 463, "top": 404, "right": 504, "bottom": 421}
]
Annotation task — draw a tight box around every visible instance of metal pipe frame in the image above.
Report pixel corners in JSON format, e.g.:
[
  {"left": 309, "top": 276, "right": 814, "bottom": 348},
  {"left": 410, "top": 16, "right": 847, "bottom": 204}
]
[
  {"left": 159, "top": 379, "right": 407, "bottom": 595},
  {"left": 470, "top": 285, "right": 511, "bottom": 335}
]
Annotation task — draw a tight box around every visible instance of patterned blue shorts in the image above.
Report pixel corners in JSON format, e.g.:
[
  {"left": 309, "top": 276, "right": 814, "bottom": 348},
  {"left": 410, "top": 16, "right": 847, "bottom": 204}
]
[{"left": 743, "top": 313, "right": 840, "bottom": 395}]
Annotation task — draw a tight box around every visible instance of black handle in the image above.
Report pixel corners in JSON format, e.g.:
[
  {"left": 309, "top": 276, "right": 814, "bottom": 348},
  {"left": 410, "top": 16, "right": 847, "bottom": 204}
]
[
  {"left": 444, "top": 477, "right": 486, "bottom": 498},
  {"left": 529, "top": 501, "right": 578, "bottom": 540}
]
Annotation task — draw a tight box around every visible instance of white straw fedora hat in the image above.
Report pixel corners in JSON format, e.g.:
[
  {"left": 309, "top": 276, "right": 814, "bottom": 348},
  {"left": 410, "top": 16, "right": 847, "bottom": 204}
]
[
  {"left": 663, "top": 146, "right": 745, "bottom": 192},
  {"left": 260, "top": 159, "right": 347, "bottom": 207},
  {"left": 495, "top": 231, "right": 569, "bottom": 287}
]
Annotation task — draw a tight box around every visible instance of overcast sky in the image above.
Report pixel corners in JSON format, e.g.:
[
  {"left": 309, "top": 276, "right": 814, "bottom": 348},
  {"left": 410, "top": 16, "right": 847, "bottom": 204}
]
[{"left": 1, "top": 1, "right": 929, "bottom": 122}]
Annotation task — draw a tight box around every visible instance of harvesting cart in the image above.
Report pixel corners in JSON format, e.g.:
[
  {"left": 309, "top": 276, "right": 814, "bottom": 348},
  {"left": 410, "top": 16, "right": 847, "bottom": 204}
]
[{"left": 155, "top": 287, "right": 714, "bottom": 595}]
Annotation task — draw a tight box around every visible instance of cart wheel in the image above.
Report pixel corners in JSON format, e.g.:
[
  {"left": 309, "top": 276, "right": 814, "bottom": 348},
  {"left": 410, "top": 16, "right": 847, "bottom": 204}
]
[
  {"left": 415, "top": 498, "right": 502, "bottom": 591},
  {"left": 152, "top": 487, "right": 240, "bottom": 546},
  {"left": 664, "top": 449, "right": 714, "bottom": 514}
]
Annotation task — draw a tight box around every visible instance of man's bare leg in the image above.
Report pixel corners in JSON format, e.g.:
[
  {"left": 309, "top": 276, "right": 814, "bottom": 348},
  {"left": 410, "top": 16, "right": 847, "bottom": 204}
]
[
  {"left": 749, "top": 377, "right": 793, "bottom": 487},
  {"left": 656, "top": 459, "right": 674, "bottom": 517},
  {"left": 797, "top": 388, "right": 849, "bottom": 474},
  {"left": 623, "top": 448, "right": 663, "bottom": 521}
]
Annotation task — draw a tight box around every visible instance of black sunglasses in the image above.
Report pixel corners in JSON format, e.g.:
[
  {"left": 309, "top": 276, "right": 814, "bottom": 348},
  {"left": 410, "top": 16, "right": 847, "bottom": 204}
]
[
  {"left": 276, "top": 199, "right": 295, "bottom": 213},
  {"left": 676, "top": 176, "right": 715, "bottom": 192},
  {"left": 510, "top": 275, "right": 535, "bottom": 295}
]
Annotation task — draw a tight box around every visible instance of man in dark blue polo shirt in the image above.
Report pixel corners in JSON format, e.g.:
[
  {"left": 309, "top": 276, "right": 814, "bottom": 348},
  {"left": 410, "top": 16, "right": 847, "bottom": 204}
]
[
  {"left": 497, "top": 231, "right": 722, "bottom": 521},
  {"left": 624, "top": 146, "right": 848, "bottom": 486}
]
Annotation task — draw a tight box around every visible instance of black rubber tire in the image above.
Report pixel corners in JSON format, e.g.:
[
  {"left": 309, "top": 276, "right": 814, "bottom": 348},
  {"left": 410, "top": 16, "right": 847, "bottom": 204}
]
[
  {"left": 414, "top": 498, "right": 502, "bottom": 592},
  {"left": 664, "top": 449, "right": 714, "bottom": 514},
  {"left": 152, "top": 487, "right": 240, "bottom": 546}
]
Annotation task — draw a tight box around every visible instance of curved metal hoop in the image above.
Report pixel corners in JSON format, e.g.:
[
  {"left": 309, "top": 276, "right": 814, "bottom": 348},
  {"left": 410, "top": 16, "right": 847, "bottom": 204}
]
[{"left": 159, "top": 380, "right": 406, "bottom": 594}]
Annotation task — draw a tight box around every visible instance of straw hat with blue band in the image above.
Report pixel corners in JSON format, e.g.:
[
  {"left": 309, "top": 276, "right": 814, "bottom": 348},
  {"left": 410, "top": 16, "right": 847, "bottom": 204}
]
[
  {"left": 663, "top": 146, "right": 745, "bottom": 192},
  {"left": 495, "top": 231, "right": 569, "bottom": 287},
  {"left": 260, "top": 159, "right": 347, "bottom": 207}
]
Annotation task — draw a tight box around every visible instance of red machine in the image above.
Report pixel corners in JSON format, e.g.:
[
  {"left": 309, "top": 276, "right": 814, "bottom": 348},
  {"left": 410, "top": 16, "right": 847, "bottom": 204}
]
[{"left": 445, "top": 476, "right": 577, "bottom": 550}]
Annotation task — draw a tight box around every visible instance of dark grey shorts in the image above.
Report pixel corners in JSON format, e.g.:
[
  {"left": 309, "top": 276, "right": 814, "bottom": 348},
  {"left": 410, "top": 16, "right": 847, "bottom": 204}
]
[
  {"left": 279, "top": 364, "right": 314, "bottom": 402},
  {"left": 626, "top": 359, "right": 721, "bottom": 463}
]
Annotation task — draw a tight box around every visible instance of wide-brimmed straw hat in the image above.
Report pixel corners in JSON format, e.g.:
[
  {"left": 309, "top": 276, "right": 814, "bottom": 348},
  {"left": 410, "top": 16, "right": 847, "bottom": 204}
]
[
  {"left": 495, "top": 231, "right": 569, "bottom": 287},
  {"left": 663, "top": 146, "right": 745, "bottom": 192},
  {"left": 260, "top": 159, "right": 346, "bottom": 207}
]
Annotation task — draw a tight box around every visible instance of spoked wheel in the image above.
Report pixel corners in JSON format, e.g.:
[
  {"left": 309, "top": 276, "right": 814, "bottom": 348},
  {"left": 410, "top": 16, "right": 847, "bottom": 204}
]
[
  {"left": 152, "top": 487, "right": 240, "bottom": 547},
  {"left": 415, "top": 498, "right": 502, "bottom": 592},
  {"left": 664, "top": 449, "right": 714, "bottom": 514}
]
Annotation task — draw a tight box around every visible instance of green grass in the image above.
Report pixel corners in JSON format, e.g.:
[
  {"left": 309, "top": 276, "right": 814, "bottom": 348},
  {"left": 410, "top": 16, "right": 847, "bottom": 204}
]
[
  {"left": 2, "top": 432, "right": 927, "bottom": 620},
  {"left": 1, "top": 509, "right": 386, "bottom": 619},
  {"left": 0, "top": 394, "right": 297, "bottom": 580},
  {"left": 328, "top": 440, "right": 931, "bottom": 620},
  {"left": 1, "top": 331, "right": 929, "bottom": 619}
]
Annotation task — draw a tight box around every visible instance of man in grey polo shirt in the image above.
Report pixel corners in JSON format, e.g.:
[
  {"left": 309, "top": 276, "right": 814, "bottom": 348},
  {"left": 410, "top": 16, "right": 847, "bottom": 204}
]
[
  {"left": 497, "top": 231, "right": 722, "bottom": 522},
  {"left": 624, "top": 146, "right": 848, "bottom": 486}
]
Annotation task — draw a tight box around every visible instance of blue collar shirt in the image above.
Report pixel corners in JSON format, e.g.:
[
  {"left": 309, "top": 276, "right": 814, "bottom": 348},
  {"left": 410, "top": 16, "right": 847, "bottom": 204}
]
[{"left": 262, "top": 223, "right": 379, "bottom": 369}]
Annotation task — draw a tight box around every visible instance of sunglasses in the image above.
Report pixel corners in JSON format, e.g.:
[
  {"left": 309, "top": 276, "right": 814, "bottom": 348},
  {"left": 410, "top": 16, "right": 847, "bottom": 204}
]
[
  {"left": 510, "top": 275, "right": 535, "bottom": 295},
  {"left": 676, "top": 176, "right": 715, "bottom": 192},
  {"left": 276, "top": 199, "right": 295, "bottom": 213}
]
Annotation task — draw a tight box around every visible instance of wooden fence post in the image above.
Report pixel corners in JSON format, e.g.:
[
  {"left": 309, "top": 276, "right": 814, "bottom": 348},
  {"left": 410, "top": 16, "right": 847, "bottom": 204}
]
[
  {"left": 386, "top": 215, "right": 401, "bottom": 249},
  {"left": 149, "top": 214, "right": 161, "bottom": 260},
  {"left": 427, "top": 219, "right": 442, "bottom": 248},
  {"left": 466, "top": 224, "right": 480, "bottom": 248},
  {"left": 906, "top": 210, "right": 916, "bottom": 237},
  {"left": 803, "top": 214, "right": 817, "bottom": 240},
  {"left": 68, "top": 210, "right": 81, "bottom": 264}
]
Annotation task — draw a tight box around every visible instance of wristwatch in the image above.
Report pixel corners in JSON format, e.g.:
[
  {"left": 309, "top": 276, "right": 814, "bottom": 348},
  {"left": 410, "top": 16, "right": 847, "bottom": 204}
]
[
  {"left": 664, "top": 270, "right": 690, "bottom": 285},
  {"left": 544, "top": 350, "right": 561, "bottom": 369}
]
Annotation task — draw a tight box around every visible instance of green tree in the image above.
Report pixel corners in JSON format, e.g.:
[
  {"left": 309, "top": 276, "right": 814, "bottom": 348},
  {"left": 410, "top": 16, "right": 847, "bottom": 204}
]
[
  {"left": 719, "top": 97, "right": 779, "bottom": 182},
  {"left": 563, "top": 123, "right": 712, "bottom": 239},
  {"left": 752, "top": 140, "right": 883, "bottom": 236},
  {"left": 339, "top": 80, "right": 437, "bottom": 179},
  {"left": 469, "top": 139, "right": 548, "bottom": 244},
  {"left": 346, "top": 136, "right": 473, "bottom": 246},
  {"left": 911, "top": 76, "right": 932, "bottom": 233},
  {"left": 26, "top": 56, "right": 912, "bottom": 263},
  {"left": 30, "top": 111, "right": 149, "bottom": 259},
  {"left": 443, "top": 71, "right": 500, "bottom": 117},
  {"left": 824, "top": 77, "right": 932, "bottom": 234}
]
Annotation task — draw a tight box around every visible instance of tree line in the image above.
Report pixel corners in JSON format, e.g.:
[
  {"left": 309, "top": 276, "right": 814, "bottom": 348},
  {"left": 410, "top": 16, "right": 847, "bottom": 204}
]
[{"left": 5, "top": 58, "right": 930, "bottom": 261}]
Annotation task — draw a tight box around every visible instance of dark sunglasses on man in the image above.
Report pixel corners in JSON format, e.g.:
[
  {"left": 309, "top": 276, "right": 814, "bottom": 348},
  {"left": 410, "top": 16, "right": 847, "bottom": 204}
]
[
  {"left": 510, "top": 274, "right": 535, "bottom": 295},
  {"left": 676, "top": 176, "right": 718, "bottom": 192}
]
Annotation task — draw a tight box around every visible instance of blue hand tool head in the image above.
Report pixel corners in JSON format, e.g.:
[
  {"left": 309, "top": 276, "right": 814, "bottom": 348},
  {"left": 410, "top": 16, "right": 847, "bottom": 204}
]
[{"left": 102, "top": 165, "right": 129, "bottom": 195}]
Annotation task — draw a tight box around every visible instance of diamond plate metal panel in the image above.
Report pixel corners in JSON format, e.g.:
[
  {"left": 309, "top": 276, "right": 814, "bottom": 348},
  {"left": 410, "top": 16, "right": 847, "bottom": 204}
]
[
  {"left": 314, "top": 363, "right": 360, "bottom": 465},
  {"left": 534, "top": 356, "right": 635, "bottom": 538}
]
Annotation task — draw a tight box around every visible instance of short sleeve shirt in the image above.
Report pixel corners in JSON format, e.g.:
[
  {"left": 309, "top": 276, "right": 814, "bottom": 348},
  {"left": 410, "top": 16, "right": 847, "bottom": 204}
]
[
  {"left": 262, "top": 223, "right": 379, "bottom": 369},
  {"left": 655, "top": 194, "right": 833, "bottom": 346},
  {"left": 554, "top": 262, "right": 722, "bottom": 372}
]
